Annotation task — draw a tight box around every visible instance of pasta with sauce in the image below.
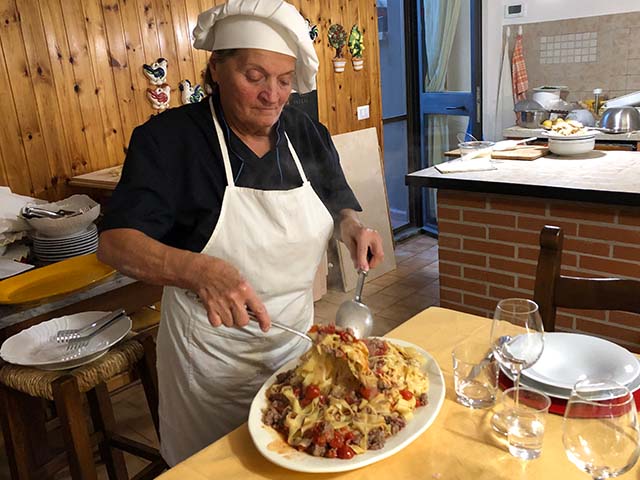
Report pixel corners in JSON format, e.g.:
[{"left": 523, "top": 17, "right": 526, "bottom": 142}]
[{"left": 262, "top": 325, "right": 429, "bottom": 459}]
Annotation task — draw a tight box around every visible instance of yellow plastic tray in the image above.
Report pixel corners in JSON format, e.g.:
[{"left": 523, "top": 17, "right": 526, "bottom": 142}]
[{"left": 0, "top": 254, "right": 115, "bottom": 304}]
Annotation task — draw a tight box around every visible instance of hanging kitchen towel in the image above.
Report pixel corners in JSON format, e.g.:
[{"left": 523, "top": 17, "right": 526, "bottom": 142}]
[{"left": 511, "top": 33, "right": 528, "bottom": 102}]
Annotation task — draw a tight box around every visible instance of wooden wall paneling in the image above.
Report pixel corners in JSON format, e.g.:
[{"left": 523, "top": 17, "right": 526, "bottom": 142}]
[
  {"left": 316, "top": 2, "right": 337, "bottom": 131},
  {"left": 81, "top": 0, "right": 126, "bottom": 169},
  {"left": 295, "top": 0, "right": 328, "bottom": 124},
  {"left": 136, "top": 0, "right": 162, "bottom": 118},
  {"left": 0, "top": 0, "right": 53, "bottom": 198},
  {"left": 184, "top": 0, "right": 208, "bottom": 86},
  {"left": 39, "top": 0, "right": 91, "bottom": 178},
  {"left": 168, "top": 1, "right": 197, "bottom": 91},
  {"left": 17, "top": 0, "right": 74, "bottom": 199},
  {"left": 117, "top": 0, "right": 153, "bottom": 126},
  {"left": 0, "top": 46, "right": 31, "bottom": 194},
  {"left": 334, "top": 0, "right": 351, "bottom": 135},
  {"left": 100, "top": 0, "right": 141, "bottom": 146},
  {"left": 151, "top": 0, "right": 181, "bottom": 108},
  {"left": 61, "top": 0, "right": 110, "bottom": 173}
]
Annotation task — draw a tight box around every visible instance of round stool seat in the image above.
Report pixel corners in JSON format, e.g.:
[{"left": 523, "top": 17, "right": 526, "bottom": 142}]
[{"left": 0, "top": 338, "right": 144, "bottom": 401}]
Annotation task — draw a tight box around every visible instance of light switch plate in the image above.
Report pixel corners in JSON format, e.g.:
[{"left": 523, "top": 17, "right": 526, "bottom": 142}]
[{"left": 357, "top": 105, "right": 370, "bottom": 120}]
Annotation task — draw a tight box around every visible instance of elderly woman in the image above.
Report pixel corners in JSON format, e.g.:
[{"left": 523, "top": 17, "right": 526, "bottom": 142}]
[{"left": 97, "top": 0, "right": 383, "bottom": 466}]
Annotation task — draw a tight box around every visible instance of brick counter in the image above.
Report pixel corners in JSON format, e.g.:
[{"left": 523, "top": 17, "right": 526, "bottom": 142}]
[{"left": 407, "top": 151, "right": 640, "bottom": 351}]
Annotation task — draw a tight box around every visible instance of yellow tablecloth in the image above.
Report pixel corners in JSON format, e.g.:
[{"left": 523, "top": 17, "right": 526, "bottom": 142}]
[{"left": 157, "top": 307, "right": 639, "bottom": 479}]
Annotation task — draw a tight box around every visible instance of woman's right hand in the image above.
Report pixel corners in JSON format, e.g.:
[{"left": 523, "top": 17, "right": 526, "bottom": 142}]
[
  {"left": 97, "top": 229, "right": 271, "bottom": 332},
  {"left": 191, "top": 255, "right": 271, "bottom": 331}
]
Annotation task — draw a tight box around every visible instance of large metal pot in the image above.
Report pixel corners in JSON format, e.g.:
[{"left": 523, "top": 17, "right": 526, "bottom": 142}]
[
  {"left": 514, "top": 99, "right": 549, "bottom": 128},
  {"left": 599, "top": 106, "right": 640, "bottom": 133},
  {"left": 515, "top": 110, "right": 550, "bottom": 128}
]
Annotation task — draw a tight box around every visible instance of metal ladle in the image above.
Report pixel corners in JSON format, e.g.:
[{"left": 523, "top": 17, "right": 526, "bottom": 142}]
[{"left": 335, "top": 269, "right": 374, "bottom": 338}]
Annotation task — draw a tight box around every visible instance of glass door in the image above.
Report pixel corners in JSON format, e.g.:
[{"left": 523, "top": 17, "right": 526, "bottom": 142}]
[
  {"left": 378, "top": 0, "right": 413, "bottom": 232},
  {"left": 378, "top": 0, "right": 482, "bottom": 235},
  {"left": 416, "top": 0, "right": 483, "bottom": 230}
]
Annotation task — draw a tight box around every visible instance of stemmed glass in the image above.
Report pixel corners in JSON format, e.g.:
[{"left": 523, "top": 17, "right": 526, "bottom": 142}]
[
  {"left": 563, "top": 379, "right": 640, "bottom": 479},
  {"left": 490, "top": 299, "right": 545, "bottom": 403}
]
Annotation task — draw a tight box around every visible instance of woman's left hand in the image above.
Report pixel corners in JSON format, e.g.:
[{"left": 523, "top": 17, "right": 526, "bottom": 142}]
[{"left": 337, "top": 209, "right": 384, "bottom": 271}]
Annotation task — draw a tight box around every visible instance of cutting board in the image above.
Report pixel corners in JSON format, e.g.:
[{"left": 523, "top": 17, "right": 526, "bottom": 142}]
[
  {"left": 68, "top": 165, "right": 123, "bottom": 190},
  {"left": 444, "top": 145, "right": 548, "bottom": 161}
]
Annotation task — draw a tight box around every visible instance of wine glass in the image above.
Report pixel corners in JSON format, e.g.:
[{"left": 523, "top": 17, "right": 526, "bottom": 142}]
[
  {"left": 490, "top": 298, "right": 544, "bottom": 434},
  {"left": 563, "top": 379, "right": 640, "bottom": 479}
]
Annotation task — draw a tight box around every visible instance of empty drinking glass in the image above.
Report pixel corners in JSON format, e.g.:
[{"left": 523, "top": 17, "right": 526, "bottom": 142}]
[
  {"left": 563, "top": 379, "right": 640, "bottom": 479},
  {"left": 490, "top": 298, "right": 544, "bottom": 434},
  {"left": 452, "top": 339, "right": 498, "bottom": 408}
]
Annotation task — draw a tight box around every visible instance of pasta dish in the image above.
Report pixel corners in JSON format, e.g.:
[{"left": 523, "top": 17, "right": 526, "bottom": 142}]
[{"left": 262, "top": 324, "right": 429, "bottom": 459}]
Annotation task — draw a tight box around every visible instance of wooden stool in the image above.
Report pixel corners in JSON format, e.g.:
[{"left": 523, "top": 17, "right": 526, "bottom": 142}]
[{"left": 0, "top": 331, "right": 167, "bottom": 479}]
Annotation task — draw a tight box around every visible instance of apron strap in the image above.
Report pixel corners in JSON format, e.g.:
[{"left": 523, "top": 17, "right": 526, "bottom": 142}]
[
  {"left": 209, "top": 97, "right": 235, "bottom": 187},
  {"left": 284, "top": 132, "right": 309, "bottom": 183},
  {"left": 209, "top": 96, "right": 308, "bottom": 186}
]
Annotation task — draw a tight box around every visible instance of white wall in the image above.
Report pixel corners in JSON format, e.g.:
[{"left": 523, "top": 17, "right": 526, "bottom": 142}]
[
  {"left": 503, "top": 0, "right": 640, "bottom": 25},
  {"left": 482, "top": 0, "right": 640, "bottom": 140}
]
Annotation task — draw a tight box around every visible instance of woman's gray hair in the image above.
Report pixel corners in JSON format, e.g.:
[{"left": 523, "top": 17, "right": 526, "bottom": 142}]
[{"left": 203, "top": 49, "right": 239, "bottom": 94}]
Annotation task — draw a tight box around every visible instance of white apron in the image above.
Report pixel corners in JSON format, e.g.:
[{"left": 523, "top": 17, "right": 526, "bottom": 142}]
[{"left": 156, "top": 98, "right": 334, "bottom": 466}]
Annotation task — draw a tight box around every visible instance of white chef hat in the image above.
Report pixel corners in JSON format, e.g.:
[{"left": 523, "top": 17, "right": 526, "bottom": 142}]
[{"left": 193, "top": 0, "right": 318, "bottom": 94}]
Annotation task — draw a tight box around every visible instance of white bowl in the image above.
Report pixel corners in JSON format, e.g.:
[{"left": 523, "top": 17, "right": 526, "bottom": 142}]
[
  {"left": 548, "top": 136, "right": 595, "bottom": 156},
  {"left": 25, "top": 195, "right": 100, "bottom": 238}
]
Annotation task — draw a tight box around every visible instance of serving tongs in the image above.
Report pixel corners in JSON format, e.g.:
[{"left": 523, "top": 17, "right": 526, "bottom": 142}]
[
  {"left": 21, "top": 205, "right": 80, "bottom": 219},
  {"left": 55, "top": 309, "right": 127, "bottom": 351},
  {"left": 247, "top": 310, "right": 312, "bottom": 343}
]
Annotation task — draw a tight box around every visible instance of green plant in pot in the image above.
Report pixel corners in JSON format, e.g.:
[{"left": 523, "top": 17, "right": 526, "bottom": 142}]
[
  {"left": 328, "top": 24, "right": 347, "bottom": 73},
  {"left": 348, "top": 24, "right": 365, "bottom": 71}
]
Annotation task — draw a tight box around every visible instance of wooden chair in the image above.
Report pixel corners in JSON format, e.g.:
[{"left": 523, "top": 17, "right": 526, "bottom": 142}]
[
  {"left": 0, "top": 329, "right": 167, "bottom": 480},
  {"left": 533, "top": 225, "right": 640, "bottom": 332}
]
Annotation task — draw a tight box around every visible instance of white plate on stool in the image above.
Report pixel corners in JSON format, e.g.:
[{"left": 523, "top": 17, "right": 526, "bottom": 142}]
[
  {"left": 37, "top": 350, "right": 109, "bottom": 371},
  {"left": 0, "top": 311, "right": 131, "bottom": 367},
  {"left": 521, "top": 332, "right": 640, "bottom": 390}
]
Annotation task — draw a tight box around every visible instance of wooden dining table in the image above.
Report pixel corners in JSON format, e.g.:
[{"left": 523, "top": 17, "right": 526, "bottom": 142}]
[{"left": 156, "top": 306, "right": 640, "bottom": 479}]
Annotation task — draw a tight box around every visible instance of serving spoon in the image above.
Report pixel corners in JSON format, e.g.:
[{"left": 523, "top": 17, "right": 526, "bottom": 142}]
[{"left": 335, "top": 269, "right": 374, "bottom": 339}]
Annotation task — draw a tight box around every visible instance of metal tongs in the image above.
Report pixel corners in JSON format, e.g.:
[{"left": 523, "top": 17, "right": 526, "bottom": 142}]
[
  {"left": 21, "top": 206, "right": 81, "bottom": 219},
  {"left": 55, "top": 309, "right": 127, "bottom": 351},
  {"left": 247, "top": 310, "right": 312, "bottom": 343}
]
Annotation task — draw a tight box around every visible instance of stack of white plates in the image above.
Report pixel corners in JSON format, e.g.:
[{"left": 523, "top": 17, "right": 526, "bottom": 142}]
[
  {"left": 509, "top": 333, "right": 640, "bottom": 399},
  {"left": 31, "top": 223, "right": 98, "bottom": 262},
  {"left": 0, "top": 311, "right": 131, "bottom": 371}
]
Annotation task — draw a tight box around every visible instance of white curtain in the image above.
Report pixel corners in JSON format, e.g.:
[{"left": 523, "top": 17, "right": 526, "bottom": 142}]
[
  {"left": 423, "top": 0, "right": 461, "bottom": 167},
  {"left": 423, "top": 0, "right": 461, "bottom": 219}
]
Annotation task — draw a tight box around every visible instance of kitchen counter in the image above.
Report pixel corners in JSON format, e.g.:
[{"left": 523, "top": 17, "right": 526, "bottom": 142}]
[
  {"left": 504, "top": 125, "right": 640, "bottom": 145},
  {"left": 406, "top": 149, "right": 640, "bottom": 206},
  {"left": 405, "top": 149, "right": 640, "bottom": 349}
]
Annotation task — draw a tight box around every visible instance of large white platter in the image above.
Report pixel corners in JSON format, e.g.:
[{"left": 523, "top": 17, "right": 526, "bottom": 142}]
[
  {"left": 0, "top": 311, "right": 131, "bottom": 367},
  {"left": 247, "top": 338, "right": 445, "bottom": 473},
  {"left": 522, "top": 332, "right": 640, "bottom": 390}
]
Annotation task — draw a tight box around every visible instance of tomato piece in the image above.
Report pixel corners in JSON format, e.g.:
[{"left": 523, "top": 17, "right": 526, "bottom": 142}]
[
  {"left": 300, "top": 398, "right": 312, "bottom": 408},
  {"left": 309, "top": 325, "right": 319, "bottom": 333},
  {"left": 329, "top": 431, "right": 344, "bottom": 449},
  {"left": 313, "top": 433, "right": 327, "bottom": 445},
  {"left": 400, "top": 389, "right": 413, "bottom": 401},
  {"left": 337, "top": 445, "right": 355, "bottom": 459},
  {"left": 359, "top": 386, "right": 377, "bottom": 400},
  {"left": 305, "top": 385, "right": 321, "bottom": 400}
]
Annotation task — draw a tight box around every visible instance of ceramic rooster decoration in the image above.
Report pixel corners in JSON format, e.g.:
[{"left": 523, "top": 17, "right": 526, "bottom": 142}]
[
  {"left": 143, "top": 58, "right": 168, "bottom": 85},
  {"left": 179, "top": 79, "right": 205, "bottom": 104},
  {"left": 146, "top": 84, "right": 171, "bottom": 110}
]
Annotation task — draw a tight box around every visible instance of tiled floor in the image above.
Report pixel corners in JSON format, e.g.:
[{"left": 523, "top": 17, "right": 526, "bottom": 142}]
[{"left": 0, "top": 233, "right": 440, "bottom": 479}]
